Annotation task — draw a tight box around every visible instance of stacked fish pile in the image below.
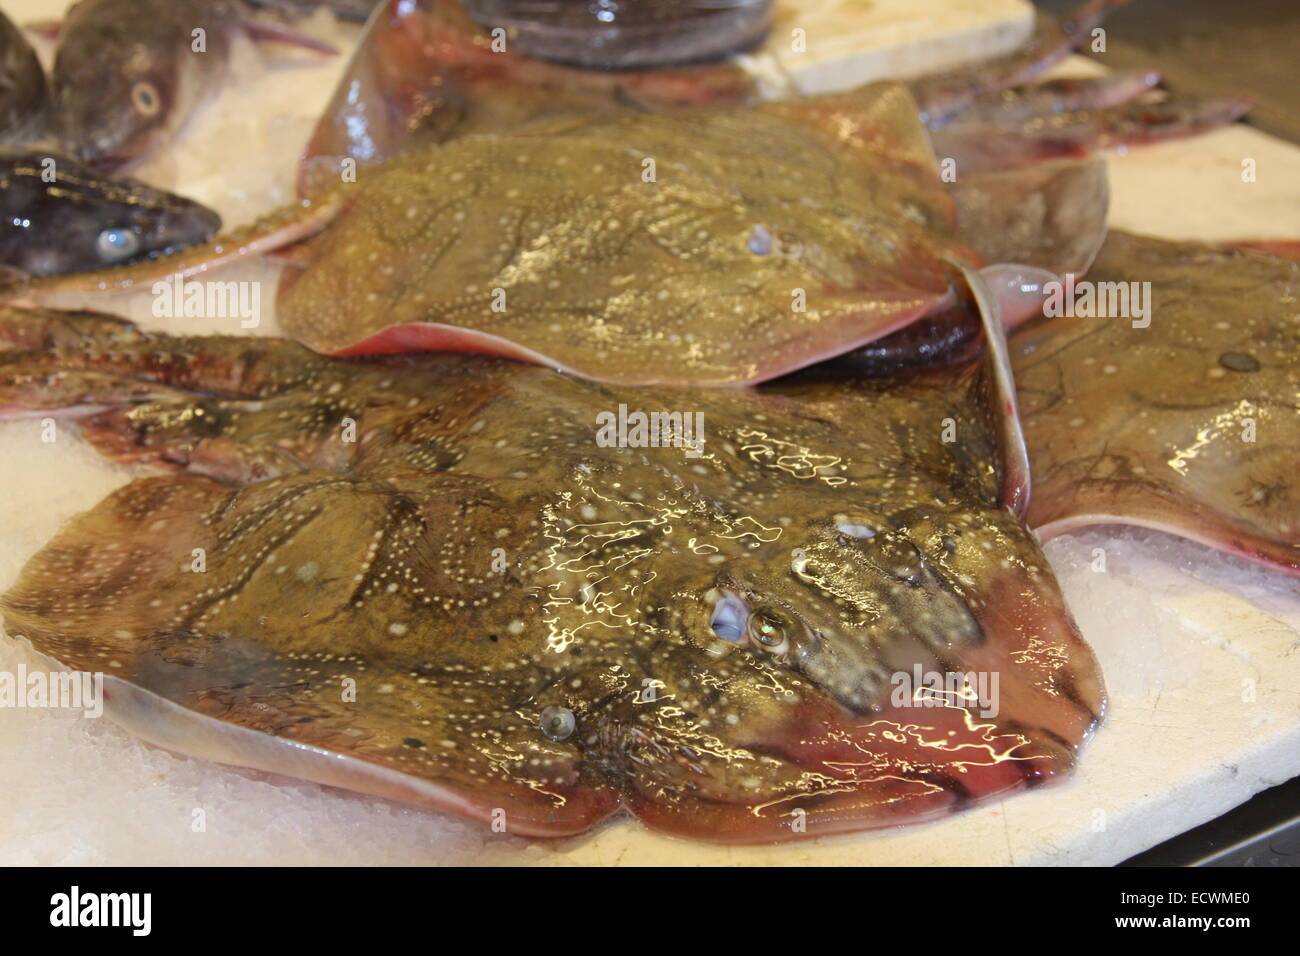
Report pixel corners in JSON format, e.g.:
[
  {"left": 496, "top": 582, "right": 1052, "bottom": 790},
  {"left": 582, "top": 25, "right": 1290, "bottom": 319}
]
[{"left": 0, "top": 0, "right": 1293, "bottom": 844}]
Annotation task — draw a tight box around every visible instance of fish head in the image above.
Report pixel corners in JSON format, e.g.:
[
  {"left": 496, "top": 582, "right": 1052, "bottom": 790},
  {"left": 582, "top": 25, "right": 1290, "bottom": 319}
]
[
  {"left": 692, "top": 504, "right": 997, "bottom": 716},
  {"left": 53, "top": 36, "right": 181, "bottom": 166},
  {"left": 610, "top": 495, "right": 1104, "bottom": 842},
  {"left": 56, "top": 169, "right": 222, "bottom": 271}
]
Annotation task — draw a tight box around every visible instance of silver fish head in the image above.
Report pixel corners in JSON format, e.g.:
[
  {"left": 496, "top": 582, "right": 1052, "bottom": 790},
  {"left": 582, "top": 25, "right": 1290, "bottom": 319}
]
[
  {"left": 53, "top": 46, "right": 180, "bottom": 166},
  {"left": 49, "top": 0, "right": 226, "bottom": 168}
]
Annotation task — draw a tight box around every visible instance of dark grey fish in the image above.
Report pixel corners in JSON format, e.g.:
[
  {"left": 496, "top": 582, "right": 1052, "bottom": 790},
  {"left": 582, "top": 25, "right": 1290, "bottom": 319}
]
[
  {"left": 52, "top": 0, "right": 336, "bottom": 167},
  {"left": 0, "top": 8, "right": 50, "bottom": 144},
  {"left": 0, "top": 148, "right": 220, "bottom": 278}
]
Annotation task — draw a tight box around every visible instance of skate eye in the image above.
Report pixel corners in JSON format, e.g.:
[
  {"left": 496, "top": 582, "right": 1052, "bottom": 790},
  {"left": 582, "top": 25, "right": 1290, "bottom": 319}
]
[
  {"left": 539, "top": 705, "right": 575, "bottom": 742},
  {"left": 132, "top": 82, "right": 160, "bottom": 117},
  {"left": 96, "top": 228, "right": 140, "bottom": 262},
  {"left": 747, "top": 608, "right": 790, "bottom": 654}
]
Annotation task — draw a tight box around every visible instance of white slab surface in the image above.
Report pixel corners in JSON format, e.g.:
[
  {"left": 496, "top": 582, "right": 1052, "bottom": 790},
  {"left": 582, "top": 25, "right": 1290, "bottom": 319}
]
[
  {"left": 0, "top": 5, "right": 1296, "bottom": 866},
  {"left": 745, "top": 0, "right": 1033, "bottom": 96}
]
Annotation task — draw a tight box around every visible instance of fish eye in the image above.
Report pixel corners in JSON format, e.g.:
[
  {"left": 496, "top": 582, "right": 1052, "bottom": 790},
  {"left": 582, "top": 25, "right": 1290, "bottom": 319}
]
[
  {"left": 96, "top": 228, "right": 141, "bottom": 262},
  {"left": 131, "top": 81, "right": 161, "bottom": 117},
  {"left": 538, "top": 705, "right": 576, "bottom": 742},
  {"left": 747, "top": 608, "right": 791, "bottom": 654}
]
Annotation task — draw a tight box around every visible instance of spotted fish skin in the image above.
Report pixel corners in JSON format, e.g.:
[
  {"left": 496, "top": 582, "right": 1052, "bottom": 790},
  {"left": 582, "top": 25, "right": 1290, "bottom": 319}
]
[
  {"left": 11, "top": 81, "right": 980, "bottom": 386},
  {"left": 284, "top": 81, "right": 979, "bottom": 385},
  {"left": 1012, "top": 231, "right": 1300, "bottom": 575},
  {"left": 0, "top": 306, "right": 1101, "bottom": 842}
]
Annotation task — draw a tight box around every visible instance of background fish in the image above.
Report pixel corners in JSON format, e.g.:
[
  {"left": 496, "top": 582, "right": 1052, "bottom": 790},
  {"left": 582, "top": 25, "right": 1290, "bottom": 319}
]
[
  {"left": 1012, "top": 231, "right": 1299, "bottom": 576},
  {"left": 0, "top": 301, "right": 1102, "bottom": 843},
  {"left": 18, "top": 81, "right": 1054, "bottom": 386},
  {"left": 298, "top": 0, "right": 757, "bottom": 189},
  {"left": 285, "top": 83, "right": 989, "bottom": 384},
  {"left": 52, "top": 0, "right": 336, "bottom": 167},
  {"left": 0, "top": 148, "right": 220, "bottom": 278},
  {"left": 0, "top": 7, "right": 50, "bottom": 144}
]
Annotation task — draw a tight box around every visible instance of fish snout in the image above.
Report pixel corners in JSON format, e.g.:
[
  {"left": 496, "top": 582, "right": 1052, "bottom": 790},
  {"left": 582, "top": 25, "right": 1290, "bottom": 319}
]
[
  {"left": 832, "top": 516, "right": 985, "bottom": 653},
  {"left": 56, "top": 94, "right": 155, "bottom": 169},
  {"left": 155, "top": 198, "right": 223, "bottom": 249},
  {"left": 704, "top": 582, "right": 891, "bottom": 714}
]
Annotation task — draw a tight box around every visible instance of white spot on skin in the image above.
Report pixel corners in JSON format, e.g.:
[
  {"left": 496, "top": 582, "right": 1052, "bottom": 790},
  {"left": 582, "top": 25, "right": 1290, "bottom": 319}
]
[{"left": 836, "top": 523, "right": 875, "bottom": 539}]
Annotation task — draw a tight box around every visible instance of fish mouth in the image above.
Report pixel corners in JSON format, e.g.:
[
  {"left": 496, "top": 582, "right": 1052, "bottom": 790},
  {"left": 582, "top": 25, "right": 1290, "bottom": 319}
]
[
  {"left": 61, "top": 118, "right": 160, "bottom": 170},
  {"left": 149, "top": 202, "right": 223, "bottom": 255}
]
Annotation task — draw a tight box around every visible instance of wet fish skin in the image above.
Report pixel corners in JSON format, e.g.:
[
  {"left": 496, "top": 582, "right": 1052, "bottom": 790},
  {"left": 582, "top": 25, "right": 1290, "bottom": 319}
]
[
  {"left": 16, "top": 80, "right": 979, "bottom": 385},
  {"left": 1012, "top": 231, "right": 1300, "bottom": 575},
  {"left": 932, "top": 93, "right": 1254, "bottom": 175},
  {"left": 947, "top": 157, "right": 1110, "bottom": 277},
  {"left": 287, "top": 82, "right": 979, "bottom": 385},
  {"left": 0, "top": 8, "right": 51, "bottom": 144},
  {"left": 951, "top": 70, "right": 1161, "bottom": 127},
  {"left": 13, "top": 3, "right": 1247, "bottom": 371},
  {"left": 52, "top": 0, "right": 239, "bottom": 166},
  {"left": 0, "top": 306, "right": 1102, "bottom": 842},
  {"left": 0, "top": 148, "right": 221, "bottom": 277}
]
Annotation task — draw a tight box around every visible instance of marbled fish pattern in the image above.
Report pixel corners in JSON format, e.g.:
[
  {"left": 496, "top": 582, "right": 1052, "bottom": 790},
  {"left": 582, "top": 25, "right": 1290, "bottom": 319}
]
[
  {"left": 1012, "top": 231, "right": 1299, "bottom": 575},
  {"left": 0, "top": 302, "right": 1102, "bottom": 842}
]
